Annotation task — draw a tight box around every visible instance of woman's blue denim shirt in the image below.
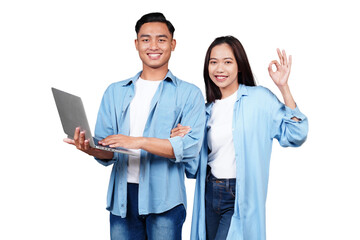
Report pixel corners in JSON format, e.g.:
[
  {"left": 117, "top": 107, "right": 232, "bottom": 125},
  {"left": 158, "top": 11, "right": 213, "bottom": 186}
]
[{"left": 190, "top": 84, "right": 308, "bottom": 240}]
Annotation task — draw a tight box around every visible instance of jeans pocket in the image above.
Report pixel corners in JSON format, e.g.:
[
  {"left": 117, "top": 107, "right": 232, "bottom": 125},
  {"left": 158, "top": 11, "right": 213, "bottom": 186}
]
[{"left": 229, "top": 185, "right": 236, "bottom": 198}]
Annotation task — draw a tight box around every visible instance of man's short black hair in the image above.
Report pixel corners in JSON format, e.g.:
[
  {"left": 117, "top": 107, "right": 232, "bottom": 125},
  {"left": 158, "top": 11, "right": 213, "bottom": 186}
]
[{"left": 135, "top": 12, "right": 175, "bottom": 37}]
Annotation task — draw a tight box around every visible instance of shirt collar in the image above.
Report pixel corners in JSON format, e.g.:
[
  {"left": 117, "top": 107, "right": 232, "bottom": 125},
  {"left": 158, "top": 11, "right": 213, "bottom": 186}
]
[
  {"left": 122, "top": 70, "right": 178, "bottom": 86},
  {"left": 205, "top": 84, "right": 249, "bottom": 115},
  {"left": 236, "top": 84, "right": 248, "bottom": 100},
  {"left": 205, "top": 102, "right": 214, "bottom": 115}
]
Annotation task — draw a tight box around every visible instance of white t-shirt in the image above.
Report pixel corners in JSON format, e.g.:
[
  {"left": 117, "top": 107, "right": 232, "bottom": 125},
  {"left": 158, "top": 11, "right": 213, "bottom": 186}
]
[
  {"left": 207, "top": 91, "right": 237, "bottom": 179},
  {"left": 127, "top": 78, "right": 162, "bottom": 183}
]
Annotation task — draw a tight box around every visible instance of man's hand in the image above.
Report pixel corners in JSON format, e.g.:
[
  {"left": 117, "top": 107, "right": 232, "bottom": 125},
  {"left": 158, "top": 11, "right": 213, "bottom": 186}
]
[
  {"left": 63, "top": 127, "right": 113, "bottom": 160},
  {"left": 99, "top": 134, "right": 144, "bottom": 149},
  {"left": 170, "top": 124, "right": 191, "bottom": 138}
]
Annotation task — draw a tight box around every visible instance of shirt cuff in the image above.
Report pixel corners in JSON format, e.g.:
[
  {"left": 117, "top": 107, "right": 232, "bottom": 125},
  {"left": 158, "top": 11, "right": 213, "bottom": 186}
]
[
  {"left": 168, "top": 136, "right": 183, "bottom": 163},
  {"left": 284, "top": 105, "right": 306, "bottom": 121},
  {"left": 94, "top": 153, "right": 117, "bottom": 166}
]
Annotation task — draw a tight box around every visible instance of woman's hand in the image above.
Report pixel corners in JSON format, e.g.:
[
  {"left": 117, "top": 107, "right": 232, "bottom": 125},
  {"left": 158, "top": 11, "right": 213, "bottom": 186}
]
[
  {"left": 170, "top": 124, "right": 191, "bottom": 138},
  {"left": 268, "top": 48, "right": 292, "bottom": 89},
  {"left": 267, "top": 49, "right": 299, "bottom": 117}
]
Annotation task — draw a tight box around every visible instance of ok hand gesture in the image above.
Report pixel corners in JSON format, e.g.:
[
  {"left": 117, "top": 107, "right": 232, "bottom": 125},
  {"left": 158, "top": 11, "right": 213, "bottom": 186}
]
[{"left": 268, "top": 48, "right": 292, "bottom": 88}]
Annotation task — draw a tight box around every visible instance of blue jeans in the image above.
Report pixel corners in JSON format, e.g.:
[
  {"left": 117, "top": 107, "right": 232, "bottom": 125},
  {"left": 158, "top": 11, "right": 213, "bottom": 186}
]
[
  {"left": 205, "top": 171, "right": 236, "bottom": 240},
  {"left": 110, "top": 183, "right": 186, "bottom": 240}
]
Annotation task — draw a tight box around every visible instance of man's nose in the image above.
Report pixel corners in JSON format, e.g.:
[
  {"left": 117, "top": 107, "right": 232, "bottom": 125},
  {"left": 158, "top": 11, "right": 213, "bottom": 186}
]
[{"left": 149, "top": 40, "right": 158, "bottom": 50}]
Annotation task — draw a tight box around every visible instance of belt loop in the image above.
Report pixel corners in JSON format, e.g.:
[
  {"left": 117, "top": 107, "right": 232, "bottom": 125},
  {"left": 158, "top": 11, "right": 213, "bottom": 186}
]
[
  {"left": 226, "top": 179, "right": 230, "bottom": 191},
  {"left": 206, "top": 165, "right": 211, "bottom": 182}
]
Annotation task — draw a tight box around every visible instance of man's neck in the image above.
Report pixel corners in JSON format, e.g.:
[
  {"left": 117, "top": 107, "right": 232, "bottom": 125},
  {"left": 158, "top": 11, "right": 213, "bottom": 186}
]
[{"left": 140, "top": 65, "right": 168, "bottom": 81}]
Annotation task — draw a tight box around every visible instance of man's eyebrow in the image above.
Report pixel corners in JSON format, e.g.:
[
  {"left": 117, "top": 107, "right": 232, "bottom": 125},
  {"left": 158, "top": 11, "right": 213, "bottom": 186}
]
[
  {"left": 157, "top": 34, "right": 169, "bottom": 38},
  {"left": 139, "top": 34, "right": 169, "bottom": 38}
]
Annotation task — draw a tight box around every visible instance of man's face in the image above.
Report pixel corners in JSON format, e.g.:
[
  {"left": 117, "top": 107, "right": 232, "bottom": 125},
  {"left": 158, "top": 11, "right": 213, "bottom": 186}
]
[{"left": 135, "top": 22, "right": 176, "bottom": 71}]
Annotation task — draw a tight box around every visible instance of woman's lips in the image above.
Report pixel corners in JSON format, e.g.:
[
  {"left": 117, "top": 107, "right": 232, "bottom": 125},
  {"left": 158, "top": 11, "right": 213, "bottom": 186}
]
[{"left": 215, "top": 75, "right": 228, "bottom": 82}]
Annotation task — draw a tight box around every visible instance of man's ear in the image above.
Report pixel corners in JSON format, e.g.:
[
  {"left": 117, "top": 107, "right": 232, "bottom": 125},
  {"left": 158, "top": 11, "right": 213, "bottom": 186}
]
[
  {"left": 171, "top": 39, "right": 176, "bottom": 51},
  {"left": 135, "top": 39, "right": 138, "bottom": 51}
]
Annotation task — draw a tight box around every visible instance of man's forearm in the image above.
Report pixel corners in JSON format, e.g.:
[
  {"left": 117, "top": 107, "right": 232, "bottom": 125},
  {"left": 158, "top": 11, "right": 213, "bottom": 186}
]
[
  {"left": 139, "top": 137, "right": 175, "bottom": 159},
  {"left": 99, "top": 134, "right": 175, "bottom": 159}
]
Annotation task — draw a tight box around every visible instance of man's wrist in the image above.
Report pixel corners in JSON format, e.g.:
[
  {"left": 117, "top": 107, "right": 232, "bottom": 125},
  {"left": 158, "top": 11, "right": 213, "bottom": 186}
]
[
  {"left": 87, "top": 148, "right": 114, "bottom": 160},
  {"left": 137, "top": 137, "right": 147, "bottom": 149}
]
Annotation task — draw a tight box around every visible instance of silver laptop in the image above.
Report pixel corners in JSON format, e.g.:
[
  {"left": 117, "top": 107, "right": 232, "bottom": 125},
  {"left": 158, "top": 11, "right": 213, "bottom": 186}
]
[{"left": 52, "top": 87, "right": 137, "bottom": 155}]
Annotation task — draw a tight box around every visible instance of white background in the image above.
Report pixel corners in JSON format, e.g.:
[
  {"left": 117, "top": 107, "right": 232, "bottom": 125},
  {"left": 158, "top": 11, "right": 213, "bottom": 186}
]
[{"left": 1, "top": 0, "right": 359, "bottom": 239}]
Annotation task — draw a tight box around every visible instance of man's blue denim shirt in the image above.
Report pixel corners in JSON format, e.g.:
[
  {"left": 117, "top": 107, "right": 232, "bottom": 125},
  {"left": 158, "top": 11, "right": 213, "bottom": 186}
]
[{"left": 94, "top": 70, "right": 206, "bottom": 217}]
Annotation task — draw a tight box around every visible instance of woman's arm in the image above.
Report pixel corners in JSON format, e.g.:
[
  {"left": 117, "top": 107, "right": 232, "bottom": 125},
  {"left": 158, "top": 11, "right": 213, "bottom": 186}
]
[{"left": 268, "top": 49, "right": 300, "bottom": 121}]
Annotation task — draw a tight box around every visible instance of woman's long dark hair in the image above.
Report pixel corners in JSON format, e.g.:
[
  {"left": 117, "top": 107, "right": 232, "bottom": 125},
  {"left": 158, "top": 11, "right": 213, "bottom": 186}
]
[{"left": 204, "top": 36, "right": 256, "bottom": 103}]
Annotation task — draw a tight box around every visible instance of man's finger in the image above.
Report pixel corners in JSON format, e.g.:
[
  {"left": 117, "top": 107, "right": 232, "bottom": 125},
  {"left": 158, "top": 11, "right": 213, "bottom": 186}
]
[
  {"left": 74, "top": 127, "right": 80, "bottom": 142},
  {"left": 63, "top": 138, "right": 75, "bottom": 145},
  {"left": 79, "top": 131, "right": 86, "bottom": 146},
  {"left": 84, "top": 139, "right": 90, "bottom": 150}
]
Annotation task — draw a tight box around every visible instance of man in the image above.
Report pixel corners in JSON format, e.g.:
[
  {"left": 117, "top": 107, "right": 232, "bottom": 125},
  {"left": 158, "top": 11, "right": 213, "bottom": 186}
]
[{"left": 64, "top": 12, "right": 205, "bottom": 240}]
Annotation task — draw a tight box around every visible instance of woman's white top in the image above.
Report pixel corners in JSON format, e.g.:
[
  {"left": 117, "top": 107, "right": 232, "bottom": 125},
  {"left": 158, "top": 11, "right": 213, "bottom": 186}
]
[
  {"left": 127, "top": 78, "right": 161, "bottom": 183},
  {"left": 207, "top": 91, "right": 237, "bottom": 179}
]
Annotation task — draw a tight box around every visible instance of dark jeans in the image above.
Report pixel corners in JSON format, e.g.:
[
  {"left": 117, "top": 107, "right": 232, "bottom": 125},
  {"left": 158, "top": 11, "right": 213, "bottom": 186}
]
[
  {"left": 110, "top": 183, "right": 186, "bottom": 240},
  {"left": 205, "top": 171, "right": 236, "bottom": 240}
]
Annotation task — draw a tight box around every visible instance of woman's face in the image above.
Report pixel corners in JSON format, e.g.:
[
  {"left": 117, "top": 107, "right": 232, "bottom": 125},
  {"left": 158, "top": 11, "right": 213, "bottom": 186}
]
[{"left": 208, "top": 43, "right": 239, "bottom": 98}]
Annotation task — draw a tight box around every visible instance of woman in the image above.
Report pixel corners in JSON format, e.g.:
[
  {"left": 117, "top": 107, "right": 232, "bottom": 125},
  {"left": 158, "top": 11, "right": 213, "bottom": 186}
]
[{"left": 171, "top": 36, "right": 308, "bottom": 239}]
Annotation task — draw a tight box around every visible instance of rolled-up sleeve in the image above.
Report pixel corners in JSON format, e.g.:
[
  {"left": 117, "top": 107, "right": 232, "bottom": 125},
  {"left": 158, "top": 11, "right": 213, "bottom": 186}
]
[
  {"left": 94, "top": 85, "right": 118, "bottom": 166},
  {"left": 168, "top": 136, "right": 184, "bottom": 162},
  {"left": 168, "top": 89, "right": 206, "bottom": 164},
  {"left": 270, "top": 94, "right": 309, "bottom": 147}
]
